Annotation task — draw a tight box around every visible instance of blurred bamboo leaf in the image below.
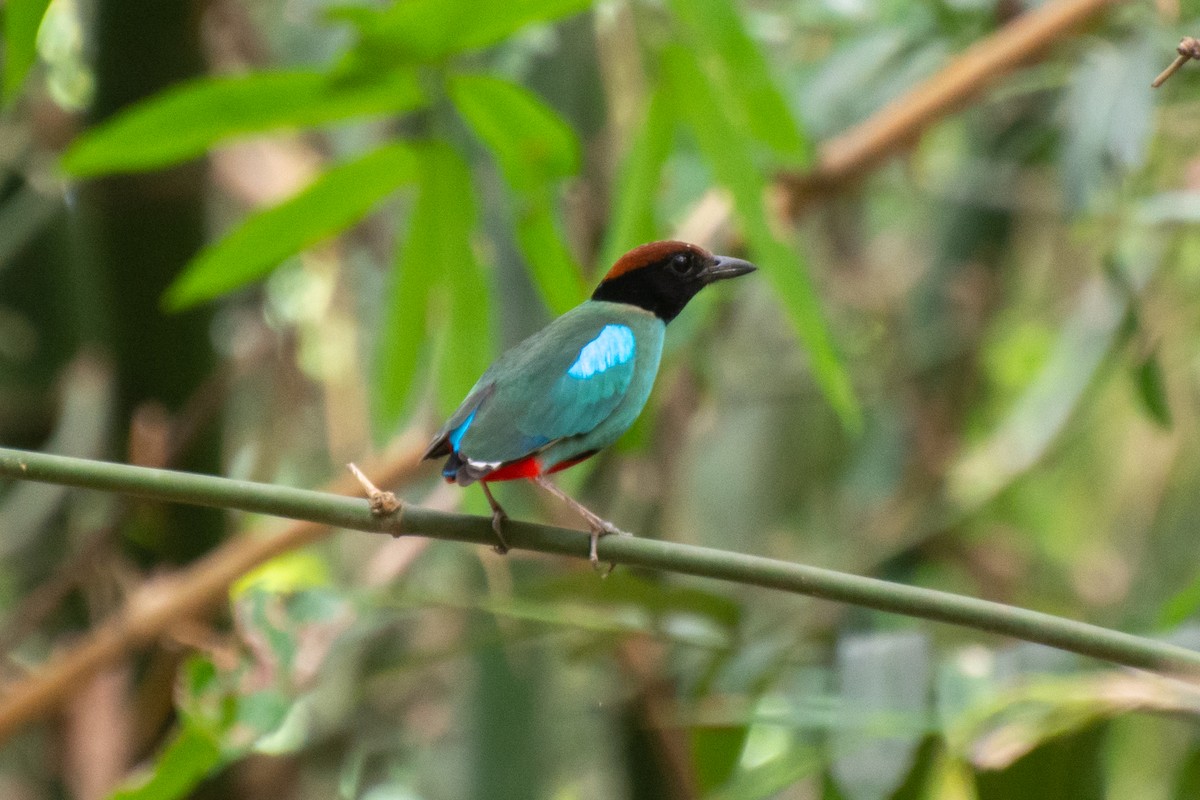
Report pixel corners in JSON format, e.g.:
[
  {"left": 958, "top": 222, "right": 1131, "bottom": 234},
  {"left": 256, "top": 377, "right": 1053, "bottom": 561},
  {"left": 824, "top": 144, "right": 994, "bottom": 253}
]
[
  {"left": 1158, "top": 574, "right": 1200, "bottom": 629},
  {"left": 921, "top": 750, "right": 979, "bottom": 800},
  {"left": 660, "top": 45, "right": 861, "bottom": 431},
  {"left": 114, "top": 602, "right": 350, "bottom": 800},
  {"left": 832, "top": 632, "right": 931, "bottom": 800},
  {"left": 2, "top": 0, "right": 51, "bottom": 101},
  {"left": 692, "top": 726, "right": 751, "bottom": 793},
  {"left": 954, "top": 674, "right": 1200, "bottom": 781},
  {"left": 449, "top": 73, "right": 586, "bottom": 313},
  {"left": 601, "top": 87, "right": 674, "bottom": 267},
  {"left": 707, "top": 743, "right": 822, "bottom": 800},
  {"left": 449, "top": 75, "right": 579, "bottom": 190},
  {"left": 166, "top": 143, "right": 422, "bottom": 310},
  {"left": 1175, "top": 749, "right": 1200, "bottom": 799},
  {"left": 431, "top": 146, "right": 493, "bottom": 415},
  {"left": 62, "top": 70, "right": 424, "bottom": 176},
  {"left": 537, "top": 570, "right": 742, "bottom": 631},
  {"left": 512, "top": 205, "right": 587, "bottom": 314},
  {"left": 801, "top": 29, "right": 917, "bottom": 139},
  {"left": 947, "top": 280, "right": 1127, "bottom": 513},
  {"left": 377, "top": 143, "right": 491, "bottom": 424},
  {"left": 473, "top": 618, "right": 546, "bottom": 800},
  {"left": 333, "top": 0, "right": 592, "bottom": 67},
  {"left": 1133, "top": 350, "right": 1172, "bottom": 429},
  {"left": 1061, "top": 36, "right": 1157, "bottom": 212},
  {"left": 109, "top": 721, "right": 224, "bottom": 800},
  {"left": 667, "top": 0, "right": 809, "bottom": 162},
  {"left": 232, "top": 551, "right": 333, "bottom": 598},
  {"left": 1138, "top": 190, "right": 1200, "bottom": 224}
]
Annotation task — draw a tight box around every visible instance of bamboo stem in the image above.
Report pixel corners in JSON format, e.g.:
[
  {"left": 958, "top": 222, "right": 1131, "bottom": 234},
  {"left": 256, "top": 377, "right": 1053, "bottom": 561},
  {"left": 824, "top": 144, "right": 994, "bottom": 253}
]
[{"left": 0, "top": 446, "right": 1197, "bottom": 743}]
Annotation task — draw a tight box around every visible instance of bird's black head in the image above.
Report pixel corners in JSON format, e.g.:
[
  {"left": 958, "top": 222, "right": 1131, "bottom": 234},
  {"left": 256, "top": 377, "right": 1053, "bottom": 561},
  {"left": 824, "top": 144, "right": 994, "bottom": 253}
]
[{"left": 590, "top": 241, "right": 757, "bottom": 322}]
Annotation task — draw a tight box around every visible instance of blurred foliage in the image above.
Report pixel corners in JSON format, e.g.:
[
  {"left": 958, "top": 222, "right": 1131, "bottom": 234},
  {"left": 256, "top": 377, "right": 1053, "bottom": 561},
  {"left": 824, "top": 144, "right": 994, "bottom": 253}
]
[{"left": 2, "top": 0, "right": 1200, "bottom": 798}]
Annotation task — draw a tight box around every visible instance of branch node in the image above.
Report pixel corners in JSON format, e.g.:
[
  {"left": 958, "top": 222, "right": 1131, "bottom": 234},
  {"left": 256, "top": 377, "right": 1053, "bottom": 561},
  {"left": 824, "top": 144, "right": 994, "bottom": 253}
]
[
  {"left": 1152, "top": 37, "right": 1199, "bottom": 88},
  {"left": 346, "top": 462, "right": 403, "bottom": 521}
]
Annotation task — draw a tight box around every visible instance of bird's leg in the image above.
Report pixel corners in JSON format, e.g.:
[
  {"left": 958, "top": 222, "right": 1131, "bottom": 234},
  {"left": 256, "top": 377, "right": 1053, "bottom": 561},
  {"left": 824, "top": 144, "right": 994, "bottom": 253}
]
[
  {"left": 479, "top": 482, "right": 510, "bottom": 555},
  {"left": 531, "top": 475, "right": 629, "bottom": 568}
]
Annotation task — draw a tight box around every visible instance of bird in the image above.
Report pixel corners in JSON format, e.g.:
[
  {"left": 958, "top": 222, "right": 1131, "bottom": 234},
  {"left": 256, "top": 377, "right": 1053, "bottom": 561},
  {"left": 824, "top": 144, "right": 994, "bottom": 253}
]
[{"left": 422, "top": 240, "right": 756, "bottom": 565}]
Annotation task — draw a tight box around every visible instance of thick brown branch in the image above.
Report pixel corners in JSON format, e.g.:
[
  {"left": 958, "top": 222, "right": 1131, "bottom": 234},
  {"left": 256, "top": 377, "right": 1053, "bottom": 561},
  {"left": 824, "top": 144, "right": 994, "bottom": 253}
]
[{"left": 781, "top": 0, "right": 1120, "bottom": 213}]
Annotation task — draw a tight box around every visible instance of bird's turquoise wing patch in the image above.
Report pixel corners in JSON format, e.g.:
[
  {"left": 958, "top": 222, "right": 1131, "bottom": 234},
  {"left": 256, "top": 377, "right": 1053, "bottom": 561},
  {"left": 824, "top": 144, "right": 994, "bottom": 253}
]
[
  {"left": 521, "top": 324, "right": 637, "bottom": 442},
  {"left": 567, "top": 324, "right": 635, "bottom": 378}
]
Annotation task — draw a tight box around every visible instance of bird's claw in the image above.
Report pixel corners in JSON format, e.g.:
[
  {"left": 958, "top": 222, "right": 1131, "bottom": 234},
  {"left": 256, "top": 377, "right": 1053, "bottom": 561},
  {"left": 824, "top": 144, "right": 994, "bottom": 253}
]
[
  {"left": 605, "top": 523, "right": 632, "bottom": 537},
  {"left": 491, "top": 508, "right": 510, "bottom": 555},
  {"left": 587, "top": 523, "right": 627, "bottom": 576}
]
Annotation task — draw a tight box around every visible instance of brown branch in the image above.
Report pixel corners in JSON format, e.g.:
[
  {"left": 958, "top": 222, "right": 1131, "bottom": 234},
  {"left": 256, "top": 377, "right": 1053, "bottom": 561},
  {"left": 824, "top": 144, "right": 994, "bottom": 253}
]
[
  {"left": 781, "top": 0, "right": 1121, "bottom": 213},
  {"left": 0, "top": 523, "right": 116, "bottom": 658},
  {"left": 0, "top": 429, "right": 429, "bottom": 743},
  {"left": 1152, "top": 37, "right": 1200, "bottom": 88}
]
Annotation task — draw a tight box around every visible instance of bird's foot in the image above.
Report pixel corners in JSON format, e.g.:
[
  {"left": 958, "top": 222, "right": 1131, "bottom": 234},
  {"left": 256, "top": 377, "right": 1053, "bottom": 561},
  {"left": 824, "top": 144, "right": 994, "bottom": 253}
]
[
  {"left": 528, "top": 475, "right": 627, "bottom": 573},
  {"left": 490, "top": 507, "right": 510, "bottom": 555},
  {"left": 586, "top": 520, "right": 629, "bottom": 575}
]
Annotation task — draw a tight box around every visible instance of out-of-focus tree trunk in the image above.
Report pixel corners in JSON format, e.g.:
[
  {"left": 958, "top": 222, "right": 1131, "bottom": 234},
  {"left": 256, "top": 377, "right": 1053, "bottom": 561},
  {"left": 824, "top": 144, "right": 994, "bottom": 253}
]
[{"left": 78, "top": 0, "right": 221, "bottom": 561}]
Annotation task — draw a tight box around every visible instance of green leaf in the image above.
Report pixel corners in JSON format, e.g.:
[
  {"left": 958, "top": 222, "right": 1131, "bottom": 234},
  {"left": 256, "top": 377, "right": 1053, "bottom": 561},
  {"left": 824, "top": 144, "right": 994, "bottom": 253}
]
[
  {"left": 1157, "top": 572, "right": 1200, "bottom": 629},
  {"left": 335, "top": 0, "right": 592, "bottom": 67},
  {"left": 376, "top": 144, "right": 491, "bottom": 424},
  {"left": 660, "top": 46, "right": 861, "bottom": 431},
  {"left": 513, "top": 203, "right": 588, "bottom": 314},
  {"left": 1061, "top": 35, "right": 1157, "bottom": 212},
  {"left": 3, "top": 0, "right": 51, "bottom": 101},
  {"left": 109, "top": 722, "right": 224, "bottom": 800},
  {"left": 691, "top": 726, "right": 751, "bottom": 792},
  {"left": 707, "top": 744, "right": 822, "bottom": 800},
  {"left": 449, "top": 73, "right": 586, "bottom": 312},
  {"left": 434, "top": 149, "right": 493, "bottom": 415},
  {"left": 600, "top": 87, "right": 675, "bottom": 267},
  {"left": 166, "top": 143, "right": 421, "bottom": 309},
  {"left": 667, "top": 0, "right": 809, "bottom": 162},
  {"left": 62, "top": 70, "right": 424, "bottom": 176},
  {"left": 472, "top": 617, "right": 547, "bottom": 800},
  {"left": 443, "top": 259, "right": 492, "bottom": 416},
  {"left": 449, "top": 74, "right": 580, "bottom": 192},
  {"left": 1133, "top": 350, "right": 1171, "bottom": 429}
]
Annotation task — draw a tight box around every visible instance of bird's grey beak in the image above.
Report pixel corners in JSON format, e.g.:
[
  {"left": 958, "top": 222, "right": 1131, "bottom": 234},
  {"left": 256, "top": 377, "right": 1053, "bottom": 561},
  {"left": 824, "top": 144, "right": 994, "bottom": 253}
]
[{"left": 702, "top": 255, "right": 757, "bottom": 283}]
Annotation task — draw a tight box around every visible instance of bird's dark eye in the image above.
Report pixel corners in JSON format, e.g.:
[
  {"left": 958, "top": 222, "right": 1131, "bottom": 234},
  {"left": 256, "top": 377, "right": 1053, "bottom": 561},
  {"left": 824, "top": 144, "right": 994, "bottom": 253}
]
[{"left": 669, "top": 253, "right": 692, "bottom": 275}]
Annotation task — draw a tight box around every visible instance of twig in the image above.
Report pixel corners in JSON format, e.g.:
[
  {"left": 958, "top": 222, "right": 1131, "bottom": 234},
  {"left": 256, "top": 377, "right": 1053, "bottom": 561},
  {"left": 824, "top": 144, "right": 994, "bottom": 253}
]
[
  {"left": 347, "top": 461, "right": 402, "bottom": 515},
  {"left": 1152, "top": 37, "right": 1200, "bottom": 88},
  {"left": 0, "top": 445, "right": 1198, "bottom": 745}
]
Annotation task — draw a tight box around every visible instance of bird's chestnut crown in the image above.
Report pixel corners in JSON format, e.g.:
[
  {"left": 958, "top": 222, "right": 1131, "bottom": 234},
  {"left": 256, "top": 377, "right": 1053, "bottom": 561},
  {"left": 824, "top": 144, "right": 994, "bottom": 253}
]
[{"left": 591, "top": 240, "right": 756, "bottom": 321}]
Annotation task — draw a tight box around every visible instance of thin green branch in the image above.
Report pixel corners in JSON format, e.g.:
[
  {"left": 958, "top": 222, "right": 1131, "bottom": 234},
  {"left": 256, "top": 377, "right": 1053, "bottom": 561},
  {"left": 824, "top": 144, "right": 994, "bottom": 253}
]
[{"left": 2, "top": 445, "right": 1199, "bottom": 679}]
